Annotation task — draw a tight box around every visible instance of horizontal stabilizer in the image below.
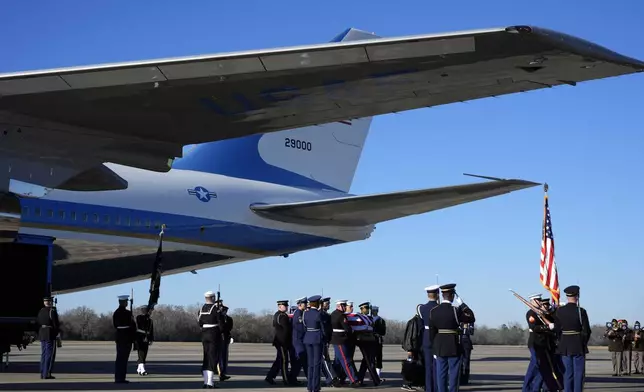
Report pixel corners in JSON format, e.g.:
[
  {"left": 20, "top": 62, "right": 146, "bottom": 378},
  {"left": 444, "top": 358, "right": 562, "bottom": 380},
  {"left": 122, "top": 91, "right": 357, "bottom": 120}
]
[{"left": 251, "top": 177, "right": 540, "bottom": 227}]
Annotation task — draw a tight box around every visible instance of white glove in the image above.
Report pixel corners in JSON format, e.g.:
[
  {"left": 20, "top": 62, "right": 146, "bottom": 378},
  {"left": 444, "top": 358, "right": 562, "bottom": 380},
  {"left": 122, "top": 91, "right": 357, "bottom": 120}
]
[
  {"left": 548, "top": 323, "right": 555, "bottom": 330},
  {"left": 230, "top": 337, "right": 234, "bottom": 344},
  {"left": 453, "top": 297, "right": 463, "bottom": 307}
]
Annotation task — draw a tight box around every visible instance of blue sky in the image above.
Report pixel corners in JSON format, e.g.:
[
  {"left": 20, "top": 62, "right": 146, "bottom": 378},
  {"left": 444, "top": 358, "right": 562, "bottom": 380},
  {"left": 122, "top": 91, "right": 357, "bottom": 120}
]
[{"left": 2, "top": 1, "right": 643, "bottom": 327}]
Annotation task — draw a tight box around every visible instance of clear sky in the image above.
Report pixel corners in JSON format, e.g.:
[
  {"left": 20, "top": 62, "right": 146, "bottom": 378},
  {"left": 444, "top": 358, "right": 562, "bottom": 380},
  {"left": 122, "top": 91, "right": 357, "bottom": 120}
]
[{"left": 2, "top": 1, "right": 643, "bottom": 327}]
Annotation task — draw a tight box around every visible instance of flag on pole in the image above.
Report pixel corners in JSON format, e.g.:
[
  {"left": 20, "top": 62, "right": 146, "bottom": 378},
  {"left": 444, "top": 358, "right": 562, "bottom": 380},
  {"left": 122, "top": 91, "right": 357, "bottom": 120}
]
[
  {"left": 147, "top": 225, "right": 165, "bottom": 310},
  {"left": 539, "top": 184, "right": 560, "bottom": 306}
]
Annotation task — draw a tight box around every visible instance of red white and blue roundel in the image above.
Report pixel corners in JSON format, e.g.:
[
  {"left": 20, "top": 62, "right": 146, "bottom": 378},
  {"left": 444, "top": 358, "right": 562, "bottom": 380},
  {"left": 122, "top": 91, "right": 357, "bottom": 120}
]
[{"left": 188, "top": 186, "right": 218, "bottom": 202}]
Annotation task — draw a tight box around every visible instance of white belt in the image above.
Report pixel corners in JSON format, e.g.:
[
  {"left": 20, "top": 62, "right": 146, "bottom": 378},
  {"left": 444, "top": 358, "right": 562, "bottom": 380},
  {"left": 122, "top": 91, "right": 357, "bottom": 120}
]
[
  {"left": 202, "top": 324, "right": 217, "bottom": 328},
  {"left": 424, "top": 326, "right": 429, "bottom": 330},
  {"left": 116, "top": 326, "right": 130, "bottom": 329},
  {"left": 137, "top": 329, "right": 147, "bottom": 333},
  {"left": 529, "top": 329, "right": 533, "bottom": 332},
  {"left": 307, "top": 328, "right": 320, "bottom": 332},
  {"left": 332, "top": 329, "right": 345, "bottom": 333}
]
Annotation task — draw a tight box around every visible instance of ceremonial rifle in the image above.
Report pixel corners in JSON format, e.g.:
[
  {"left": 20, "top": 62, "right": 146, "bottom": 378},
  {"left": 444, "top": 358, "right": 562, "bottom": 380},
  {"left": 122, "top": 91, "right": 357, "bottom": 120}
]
[{"left": 509, "top": 289, "right": 553, "bottom": 324}]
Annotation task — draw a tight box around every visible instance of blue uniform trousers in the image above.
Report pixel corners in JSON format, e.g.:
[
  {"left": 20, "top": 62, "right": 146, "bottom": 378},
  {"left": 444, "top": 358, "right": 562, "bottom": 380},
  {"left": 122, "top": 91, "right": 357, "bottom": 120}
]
[
  {"left": 561, "top": 354, "right": 585, "bottom": 392},
  {"left": 218, "top": 341, "right": 230, "bottom": 375},
  {"left": 435, "top": 356, "right": 461, "bottom": 392},
  {"left": 114, "top": 341, "right": 132, "bottom": 382},
  {"left": 422, "top": 346, "right": 436, "bottom": 392},
  {"left": 333, "top": 344, "right": 357, "bottom": 383},
  {"left": 267, "top": 346, "right": 290, "bottom": 383},
  {"left": 290, "top": 345, "right": 308, "bottom": 380},
  {"left": 305, "top": 344, "right": 322, "bottom": 392},
  {"left": 40, "top": 340, "right": 56, "bottom": 378},
  {"left": 523, "top": 347, "right": 543, "bottom": 392},
  {"left": 321, "top": 343, "right": 336, "bottom": 385}
]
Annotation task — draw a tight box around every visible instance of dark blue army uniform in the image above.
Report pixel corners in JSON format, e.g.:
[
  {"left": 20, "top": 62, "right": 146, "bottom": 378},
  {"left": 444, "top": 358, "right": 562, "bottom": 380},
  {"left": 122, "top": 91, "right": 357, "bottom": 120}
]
[
  {"left": 554, "top": 285, "right": 590, "bottom": 392},
  {"left": 428, "top": 284, "right": 475, "bottom": 392},
  {"left": 419, "top": 285, "right": 440, "bottom": 392},
  {"left": 37, "top": 296, "right": 60, "bottom": 379},
  {"left": 290, "top": 297, "right": 308, "bottom": 382},
  {"left": 355, "top": 302, "right": 382, "bottom": 386},
  {"left": 198, "top": 293, "right": 224, "bottom": 388},
  {"left": 219, "top": 306, "right": 233, "bottom": 379},
  {"left": 266, "top": 300, "right": 293, "bottom": 385},
  {"left": 113, "top": 295, "right": 136, "bottom": 384},
  {"left": 330, "top": 300, "right": 359, "bottom": 385},
  {"left": 459, "top": 321, "right": 474, "bottom": 384},
  {"left": 303, "top": 295, "right": 325, "bottom": 392},
  {"left": 319, "top": 297, "right": 338, "bottom": 386}
]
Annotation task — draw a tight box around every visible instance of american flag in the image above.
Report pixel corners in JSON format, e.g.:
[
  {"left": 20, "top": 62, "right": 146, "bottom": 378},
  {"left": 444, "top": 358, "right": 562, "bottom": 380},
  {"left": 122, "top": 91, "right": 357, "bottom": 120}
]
[{"left": 539, "top": 192, "right": 560, "bottom": 305}]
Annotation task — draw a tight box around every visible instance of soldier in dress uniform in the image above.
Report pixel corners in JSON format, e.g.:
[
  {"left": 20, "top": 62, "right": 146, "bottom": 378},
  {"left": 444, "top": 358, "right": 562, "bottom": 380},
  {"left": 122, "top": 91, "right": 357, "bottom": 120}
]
[
  {"left": 290, "top": 296, "right": 308, "bottom": 383},
  {"left": 419, "top": 285, "right": 441, "bottom": 392},
  {"left": 330, "top": 299, "right": 359, "bottom": 386},
  {"left": 353, "top": 301, "right": 382, "bottom": 386},
  {"left": 428, "top": 283, "right": 475, "bottom": 392},
  {"left": 371, "top": 306, "right": 386, "bottom": 378},
  {"left": 605, "top": 318, "right": 624, "bottom": 376},
  {"left": 198, "top": 291, "right": 224, "bottom": 388},
  {"left": 37, "top": 296, "right": 60, "bottom": 380},
  {"left": 554, "top": 285, "right": 590, "bottom": 392},
  {"left": 632, "top": 321, "right": 644, "bottom": 374},
  {"left": 303, "top": 295, "right": 325, "bottom": 392},
  {"left": 218, "top": 305, "right": 233, "bottom": 381},
  {"left": 135, "top": 305, "right": 154, "bottom": 376},
  {"left": 344, "top": 301, "right": 357, "bottom": 371},
  {"left": 266, "top": 300, "right": 293, "bottom": 385},
  {"left": 320, "top": 297, "right": 339, "bottom": 387},
  {"left": 113, "top": 294, "right": 136, "bottom": 384},
  {"left": 522, "top": 294, "right": 545, "bottom": 391},
  {"left": 621, "top": 320, "right": 633, "bottom": 375}
]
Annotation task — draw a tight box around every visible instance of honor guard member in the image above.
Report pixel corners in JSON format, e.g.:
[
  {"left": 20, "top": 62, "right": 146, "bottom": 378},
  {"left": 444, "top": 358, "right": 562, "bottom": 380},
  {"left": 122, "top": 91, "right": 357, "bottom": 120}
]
[
  {"left": 291, "top": 296, "right": 308, "bottom": 382},
  {"left": 354, "top": 301, "right": 382, "bottom": 386},
  {"left": 135, "top": 305, "right": 154, "bottom": 376},
  {"left": 522, "top": 294, "right": 546, "bottom": 392},
  {"left": 605, "top": 318, "right": 624, "bottom": 376},
  {"left": 632, "top": 321, "right": 643, "bottom": 374},
  {"left": 113, "top": 294, "right": 136, "bottom": 384},
  {"left": 320, "top": 297, "right": 339, "bottom": 387},
  {"left": 554, "top": 285, "right": 590, "bottom": 392},
  {"left": 266, "top": 300, "right": 293, "bottom": 385},
  {"left": 344, "top": 301, "right": 358, "bottom": 368},
  {"left": 419, "top": 285, "right": 441, "bottom": 392},
  {"left": 371, "top": 306, "right": 386, "bottom": 378},
  {"left": 428, "top": 284, "right": 475, "bottom": 392},
  {"left": 459, "top": 316, "right": 474, "bottom": 385},
  {"left": 37, "top": 296, "right": 60, "bottom": 380},
  {"left": 198, "top": 291, "right": 223, "bottom": 389},
  {"left": 330, "top": 299, "right": 359, "bottom": 386},
  {"left": 218, "top": 305, "right": 233, "bottom": 381},
  {"left": 303, "top": 295, "right": 325, "bottom": 392}
]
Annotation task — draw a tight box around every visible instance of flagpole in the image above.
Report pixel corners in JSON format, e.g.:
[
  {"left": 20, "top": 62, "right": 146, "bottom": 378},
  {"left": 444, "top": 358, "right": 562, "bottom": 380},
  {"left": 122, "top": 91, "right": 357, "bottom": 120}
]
[{"left": 541, "top": 183, "right": 559, "bottom": 307}]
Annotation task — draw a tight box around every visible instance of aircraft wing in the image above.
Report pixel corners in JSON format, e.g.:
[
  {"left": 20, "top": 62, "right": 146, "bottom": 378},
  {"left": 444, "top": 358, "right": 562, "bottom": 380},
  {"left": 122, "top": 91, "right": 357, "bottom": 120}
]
[
  {"left": 250, "top": 177, "right": 540, "bottom": 227},
  {"left": 1, "top": 25, "right": 643, "bottom": 183}
]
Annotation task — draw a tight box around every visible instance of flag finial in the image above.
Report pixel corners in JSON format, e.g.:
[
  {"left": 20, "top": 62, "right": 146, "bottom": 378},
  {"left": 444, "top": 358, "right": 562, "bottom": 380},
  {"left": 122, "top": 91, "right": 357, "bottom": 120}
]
[{"left": 544, "top": 183, "right": 549, "bottom": 192}]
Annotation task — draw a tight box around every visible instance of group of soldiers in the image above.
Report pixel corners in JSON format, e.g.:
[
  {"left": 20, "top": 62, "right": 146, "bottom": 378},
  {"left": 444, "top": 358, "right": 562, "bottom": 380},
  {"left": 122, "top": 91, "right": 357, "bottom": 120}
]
[
  {"left": 400, "top": 283, "right": 476, "bottom": 392},
  {"left": 521, "top": 285, "right": 591, "bottom": 392},
  {"left": 604, "top": 319, "right": 644, "bottom": 376},
  {"left": 266, "top": 295, "right": 387, "bottom": 392}
]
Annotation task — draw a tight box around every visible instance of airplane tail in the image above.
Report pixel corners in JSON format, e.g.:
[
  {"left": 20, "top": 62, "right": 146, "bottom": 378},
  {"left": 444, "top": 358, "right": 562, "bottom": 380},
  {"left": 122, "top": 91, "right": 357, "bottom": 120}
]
[{"left": 171, "top": 28, "right": 380, "bottom": 194}]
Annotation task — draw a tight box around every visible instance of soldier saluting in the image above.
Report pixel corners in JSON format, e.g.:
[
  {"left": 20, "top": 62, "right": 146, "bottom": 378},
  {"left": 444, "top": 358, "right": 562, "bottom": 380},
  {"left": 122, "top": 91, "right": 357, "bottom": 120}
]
[
  {"left": 113, "top": 294, "right": 136, "bottom": 384},
  {"left": 554, "top": 285, "right": 590, "bottom": 392},
  {"left": 37, "top": 295, "right": 60, "bottom": 380}
]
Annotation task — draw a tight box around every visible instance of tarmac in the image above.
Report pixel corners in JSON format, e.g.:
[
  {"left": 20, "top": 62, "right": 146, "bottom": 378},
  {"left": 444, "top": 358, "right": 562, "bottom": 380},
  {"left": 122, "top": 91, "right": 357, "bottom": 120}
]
[{"left": 0, "top": 342, "right": 642, "bottom": 391}]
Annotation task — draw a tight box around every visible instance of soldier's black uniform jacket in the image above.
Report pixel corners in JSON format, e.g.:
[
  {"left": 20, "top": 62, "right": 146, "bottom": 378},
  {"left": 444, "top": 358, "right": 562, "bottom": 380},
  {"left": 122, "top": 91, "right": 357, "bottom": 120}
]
[
  {"left": 526, "top": 310, "right": 552, "bottom": 349},
  {"left": 272, "top": 310, "right": 292, "bottom": 348},
  {"left": 373, "top": 316, "right": 387, "bottom": 340},
  {"left": 135, "top": 314, "right": 154, "bottom": 342},
  {"left": 554, "top": 303, "right": 590, "bottom": 356},
  {"left": 605, "top": 329, "right": 624, "bottom": 352},
  {"left": 330, "top": 309, "right": 353, "bottom": 345},
  {"left": 198, "top": 304, "right": 224, "bottom": 332},
  {"left": 320, "top": 311, "right": 333, "bottom": 344},
  {"left": 222, "top": 315, "right": 233, "bottom": 342},
  {"left": 113, "top": 307, "right": 136, "bottom": 343},
  {"left": 37, "top": 306, "right": 60, "bottom": 341},
  {"left": 428, "top": 302, "right": 475, "bottom": 357}
]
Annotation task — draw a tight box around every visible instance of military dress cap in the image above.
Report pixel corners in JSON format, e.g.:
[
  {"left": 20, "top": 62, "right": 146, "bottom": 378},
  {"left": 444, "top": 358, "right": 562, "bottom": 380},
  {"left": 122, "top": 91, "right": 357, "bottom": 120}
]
[
  {"left": 359, "top": 302, "right": 370, "bottom": 308},
  {"left": 204, "top": 291, "right": 215, "bottom": 297},
  {"left": 528, "top": 293, "right": 542, "bottom": 300},
  {"left": 564, "top": 285, "right": 580, "bottom": 297},
  {"left": 346, "top": 301, "right": 354, "bottom": 306},
  {"left": 308, "top": 295, "right": 322, "bottom": 303},
  {"left": 540, "top": 298, "right": 551, "bottom": 303},
  {"left": 335, "top": 299, "right": 348, "bottom": 305},
  {"left": 277, "top": 300, "right": 289, "bottom": 306},
  {"left": 118, "top": 295, "right": 130, "bottom": 301},
  {"left": 424, "top": 285, "right": 440, "bottom": 293},
  {"left": 296, "top": 296, "right": 308, "bottom": 304},
  {"left": 321, "top": 297, "right": 331, "bottom": 303},
  {"left": 439, "top": 283, "right": 457, "bottom": 292},
  {"left": 371, "top": 306, "right": 379, "bottom": 311}
]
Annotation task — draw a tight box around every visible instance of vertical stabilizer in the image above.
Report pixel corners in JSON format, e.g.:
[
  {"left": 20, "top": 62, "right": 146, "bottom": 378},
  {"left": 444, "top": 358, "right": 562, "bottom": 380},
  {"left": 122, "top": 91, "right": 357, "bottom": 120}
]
[{"left": 172, "top": 28, "right": 380, "bottom": 193}]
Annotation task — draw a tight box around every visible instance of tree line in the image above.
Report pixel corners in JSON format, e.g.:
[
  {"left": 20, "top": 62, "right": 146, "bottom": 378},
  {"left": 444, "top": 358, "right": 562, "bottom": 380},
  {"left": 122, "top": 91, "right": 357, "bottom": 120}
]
[{"left": 58, "top": 305, "right": 611, "bottom": 346}]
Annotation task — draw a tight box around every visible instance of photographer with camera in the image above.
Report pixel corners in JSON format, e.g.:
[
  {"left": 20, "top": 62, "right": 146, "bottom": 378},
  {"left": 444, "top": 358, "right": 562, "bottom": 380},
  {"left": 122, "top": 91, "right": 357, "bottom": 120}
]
[{"left": 604, "top": 319, "right": 624, "bottom": 376}]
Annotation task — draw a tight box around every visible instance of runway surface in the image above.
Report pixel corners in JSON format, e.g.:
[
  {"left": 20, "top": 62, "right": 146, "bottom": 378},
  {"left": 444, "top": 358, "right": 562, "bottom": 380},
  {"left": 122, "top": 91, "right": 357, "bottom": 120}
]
[{"left": 1, "top": 342, "right": 642, "bottom": 391}]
